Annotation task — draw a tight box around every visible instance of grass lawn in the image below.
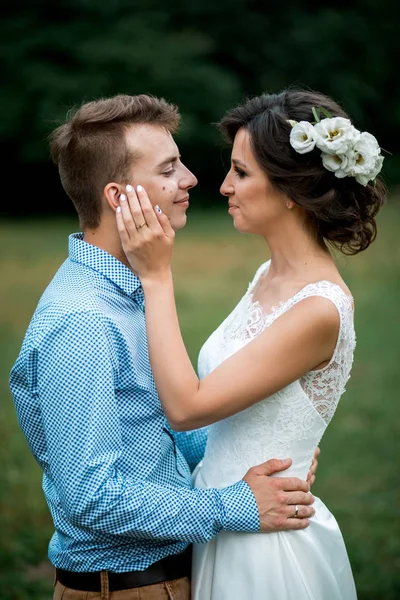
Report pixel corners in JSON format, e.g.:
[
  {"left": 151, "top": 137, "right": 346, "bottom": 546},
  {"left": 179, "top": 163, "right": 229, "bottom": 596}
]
[{"left": 1, "top": 199, "right": 399, "bottom": 599}]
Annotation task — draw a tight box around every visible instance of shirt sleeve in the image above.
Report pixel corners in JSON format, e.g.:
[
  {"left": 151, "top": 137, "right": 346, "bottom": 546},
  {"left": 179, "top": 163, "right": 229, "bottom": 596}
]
[
  {"left": 166, "top": 424, "right": 208, "bottom": 472},
  {"left": 32, "top": 311, "right": 259, "bottom": 543}
]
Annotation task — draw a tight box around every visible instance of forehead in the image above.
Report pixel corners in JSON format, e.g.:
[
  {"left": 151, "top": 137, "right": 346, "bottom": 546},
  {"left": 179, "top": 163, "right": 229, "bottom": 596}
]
[
  {"left": 125, "top": 123, "right": 179, "bottom": 166},
  {"left": 232, "top": 127, "right": 253, "bottom": 161}
]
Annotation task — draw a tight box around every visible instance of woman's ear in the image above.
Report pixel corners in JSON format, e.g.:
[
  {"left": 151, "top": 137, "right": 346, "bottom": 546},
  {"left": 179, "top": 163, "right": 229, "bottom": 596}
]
[{"left": 104, "top": 182, "right": 123, "bottom": 212}]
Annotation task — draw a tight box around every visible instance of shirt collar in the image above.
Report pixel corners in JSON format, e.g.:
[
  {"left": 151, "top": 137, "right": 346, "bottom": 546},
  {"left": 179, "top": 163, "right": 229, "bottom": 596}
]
[{"left": 68, "top": 233, "right": 142, "bottom": 297}]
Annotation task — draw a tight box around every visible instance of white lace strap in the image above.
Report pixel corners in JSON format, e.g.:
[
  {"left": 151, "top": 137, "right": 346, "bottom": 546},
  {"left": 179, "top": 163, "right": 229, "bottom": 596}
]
[
  {"left": 247, "top": 260, "right": 271, "bottom": 293},
  {"left": 286, "top": 282, "right": 356, "bottom": 424},
  {"left": 285, "top": 280, "right": 352, "bottom": 313}
]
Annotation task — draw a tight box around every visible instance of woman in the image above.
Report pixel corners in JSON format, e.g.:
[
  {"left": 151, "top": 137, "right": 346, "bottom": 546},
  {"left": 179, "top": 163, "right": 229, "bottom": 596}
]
[{"left": 116, "top": 88, "right": 386, "bottom": 599}]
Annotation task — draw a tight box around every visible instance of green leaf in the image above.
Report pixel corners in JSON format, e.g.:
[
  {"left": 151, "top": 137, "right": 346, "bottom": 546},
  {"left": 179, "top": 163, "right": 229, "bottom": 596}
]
[
  {"left": 318, "top": 106, "right": 334, "bottom": 119},
  {"left": 311, "top": 106, "right": 321, "bottom": 123}
]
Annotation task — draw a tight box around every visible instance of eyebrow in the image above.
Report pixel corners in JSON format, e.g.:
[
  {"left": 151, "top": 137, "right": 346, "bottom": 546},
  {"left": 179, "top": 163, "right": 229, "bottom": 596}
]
[
  {"left": 232, "top": 158, "right": 247, "bottom": 168},
  {"left": 156, "top": 155, "right": 180, "bottom": 169}
]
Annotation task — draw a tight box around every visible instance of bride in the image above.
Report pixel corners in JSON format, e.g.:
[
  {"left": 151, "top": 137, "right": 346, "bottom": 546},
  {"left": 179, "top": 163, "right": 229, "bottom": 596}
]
[{"left": 115, "top": 88, "right": 386, "bottom": 599}]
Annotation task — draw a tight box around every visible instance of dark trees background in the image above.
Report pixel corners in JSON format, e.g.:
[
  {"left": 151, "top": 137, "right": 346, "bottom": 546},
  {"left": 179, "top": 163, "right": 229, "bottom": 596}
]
[{"left": 1, "top": 0, "right": 398, "bottom": 217}]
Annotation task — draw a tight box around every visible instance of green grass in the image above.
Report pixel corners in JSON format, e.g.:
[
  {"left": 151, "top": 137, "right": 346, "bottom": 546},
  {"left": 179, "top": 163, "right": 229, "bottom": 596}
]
[{"left": 1, "top": 201, "right": 399, "bottom": 599}]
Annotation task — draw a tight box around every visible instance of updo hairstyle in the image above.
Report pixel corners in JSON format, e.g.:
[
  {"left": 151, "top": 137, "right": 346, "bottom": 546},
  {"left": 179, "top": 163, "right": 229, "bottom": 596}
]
[{"left": 217, "top": 88, "right": 387, "bottom": 255}]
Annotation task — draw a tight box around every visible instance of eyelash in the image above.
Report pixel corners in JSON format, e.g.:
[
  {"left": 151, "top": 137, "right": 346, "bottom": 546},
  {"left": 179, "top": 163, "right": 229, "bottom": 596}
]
[
  {"left": 162, "top": 168, "right": 175, "bottom": 177},
  {"left": 234, "top": 166, "right": 246, "bottom": 178}
]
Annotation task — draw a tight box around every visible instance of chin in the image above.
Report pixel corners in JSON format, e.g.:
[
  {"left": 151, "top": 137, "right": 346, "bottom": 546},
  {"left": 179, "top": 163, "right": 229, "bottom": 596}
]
[
  {"left": 232, "top": 216, "right": 252, "bottom": 234},
  {"left": 170, "top": 213, "right": 188, "bottom": 231}
]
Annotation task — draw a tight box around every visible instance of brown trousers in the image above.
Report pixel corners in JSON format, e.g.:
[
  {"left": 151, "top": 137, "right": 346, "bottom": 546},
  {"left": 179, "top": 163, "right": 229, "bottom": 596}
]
[{"left": 53, "top": 574, "right": 191, "bottom": 600}]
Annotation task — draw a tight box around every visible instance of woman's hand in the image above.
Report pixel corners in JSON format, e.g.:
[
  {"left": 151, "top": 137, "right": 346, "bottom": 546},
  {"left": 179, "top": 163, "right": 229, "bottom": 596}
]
[
  {"left": 307, "top": 446, "right": 320, "bottom": 487},
  {"left": 116, "top": 184, "right": 175, "bottom": 282}
]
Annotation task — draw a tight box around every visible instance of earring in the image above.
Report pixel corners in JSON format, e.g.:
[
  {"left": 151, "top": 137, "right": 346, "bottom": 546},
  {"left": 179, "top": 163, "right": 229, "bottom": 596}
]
[{"left": 286, "top": 201, "right": 291, "bottom": 209}]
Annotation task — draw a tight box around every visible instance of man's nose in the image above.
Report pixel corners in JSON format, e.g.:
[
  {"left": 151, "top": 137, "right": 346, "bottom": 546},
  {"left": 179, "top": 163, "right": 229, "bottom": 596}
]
[
  {"left": 188, "top": 172, "right": 198, "bottom": 189},
  {"left": 181, "top": 167, "right": 198, "bottom": 190}
]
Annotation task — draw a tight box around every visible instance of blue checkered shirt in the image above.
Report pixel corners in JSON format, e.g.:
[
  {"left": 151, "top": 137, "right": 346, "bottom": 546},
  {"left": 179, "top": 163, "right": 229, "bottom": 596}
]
[{"left": 9, "top": 233, "right": 259, "bottom": 573}]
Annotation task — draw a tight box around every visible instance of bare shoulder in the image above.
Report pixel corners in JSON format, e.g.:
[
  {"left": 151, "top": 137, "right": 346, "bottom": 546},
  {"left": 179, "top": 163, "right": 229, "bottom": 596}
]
[
  {"left": 263, "top": 295, "right": 341, "bottom": 351},
  {"left": 287, "top": 295, "right": 341, "bottom": 331},
  {"left": 256, "top": 294, "right": 343, "bottom": 372}
]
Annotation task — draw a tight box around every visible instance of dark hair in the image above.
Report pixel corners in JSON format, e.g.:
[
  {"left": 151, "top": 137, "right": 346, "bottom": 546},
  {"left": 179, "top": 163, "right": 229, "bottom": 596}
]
[
  {"left": 217, "top": 88, "right": 386, "bottom": 255},
  {"left": 49, "top": 94, "right": 180, "bottom": 230}
]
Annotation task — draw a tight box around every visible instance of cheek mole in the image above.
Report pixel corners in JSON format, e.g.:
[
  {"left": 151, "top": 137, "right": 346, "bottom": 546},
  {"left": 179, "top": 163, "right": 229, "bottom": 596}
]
[{"left": 162, "top": 187, "right": 165, "bottom": 190}]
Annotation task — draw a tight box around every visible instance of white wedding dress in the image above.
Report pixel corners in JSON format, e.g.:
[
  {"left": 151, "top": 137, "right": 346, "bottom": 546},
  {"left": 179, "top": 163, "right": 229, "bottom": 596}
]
[{"left": 192, "top": 260, "right": 358, "bottom": 600}]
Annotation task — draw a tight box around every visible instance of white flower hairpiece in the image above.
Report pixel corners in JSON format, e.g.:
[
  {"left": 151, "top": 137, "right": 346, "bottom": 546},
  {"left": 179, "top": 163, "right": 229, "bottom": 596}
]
[{"left": 288, "top": 107, "right": 384, "bottom": 186}]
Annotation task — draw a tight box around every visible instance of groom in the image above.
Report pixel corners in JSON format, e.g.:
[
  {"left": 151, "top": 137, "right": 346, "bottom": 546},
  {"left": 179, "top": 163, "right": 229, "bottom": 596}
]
[{"left": 9, "top": 94, "right": 317, "bottom": 600}]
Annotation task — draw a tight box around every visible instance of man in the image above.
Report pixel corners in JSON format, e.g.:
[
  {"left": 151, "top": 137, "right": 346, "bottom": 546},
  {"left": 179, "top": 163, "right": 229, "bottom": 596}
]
[{"left": 9, "top": 94, "right": 317, "bottom": 600}]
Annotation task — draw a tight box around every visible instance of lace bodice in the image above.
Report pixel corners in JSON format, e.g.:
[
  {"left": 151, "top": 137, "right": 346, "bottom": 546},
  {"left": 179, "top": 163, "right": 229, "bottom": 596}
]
[{"left": 196, "top": 261, "right": 356, "bottom": 487}]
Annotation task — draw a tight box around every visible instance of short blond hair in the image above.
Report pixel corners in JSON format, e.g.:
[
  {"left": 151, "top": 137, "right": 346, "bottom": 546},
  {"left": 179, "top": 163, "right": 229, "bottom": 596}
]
[{"left": 49, "top": 94, "right": 180, "bottom": 230}]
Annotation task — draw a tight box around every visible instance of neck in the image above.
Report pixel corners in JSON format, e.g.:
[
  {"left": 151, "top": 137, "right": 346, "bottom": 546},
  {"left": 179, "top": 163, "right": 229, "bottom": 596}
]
[
  {"left": 263, "top": 213, "right": 333, "bottom": 280},
  {"left": 83, "top": 218, "right": 131, "bottom": 270}
]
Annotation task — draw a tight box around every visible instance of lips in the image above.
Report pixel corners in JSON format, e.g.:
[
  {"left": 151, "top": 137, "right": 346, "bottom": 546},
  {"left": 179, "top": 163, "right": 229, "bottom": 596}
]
[{"left": 174, "top": 195, "right": 189, "bottom": 204}]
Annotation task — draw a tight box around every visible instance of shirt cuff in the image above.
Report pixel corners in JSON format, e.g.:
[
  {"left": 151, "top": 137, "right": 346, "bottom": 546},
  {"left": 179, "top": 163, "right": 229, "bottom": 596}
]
[{"left": 218, "top": 479, "right": 260, "bottom": 532}]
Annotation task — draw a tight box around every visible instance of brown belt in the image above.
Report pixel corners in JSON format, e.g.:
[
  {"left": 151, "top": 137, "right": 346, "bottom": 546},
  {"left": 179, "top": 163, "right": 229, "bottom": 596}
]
[{"left": 56, "top": 546, "right": 192, "bottom": 592}]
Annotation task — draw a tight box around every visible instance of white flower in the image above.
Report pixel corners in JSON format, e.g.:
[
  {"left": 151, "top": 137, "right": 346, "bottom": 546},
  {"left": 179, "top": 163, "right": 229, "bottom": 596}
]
[
  {"left": 367, "top": 154, "right": 384, "bottom": 182},
  {"left": 354, "top": 154, "right": 384, "bottom": 186},
  {"left": 321, "top": 152, "right": 355, "bottom": 179},
  {"left": 287, "top": 110, "right": 384, "bottom": 186},
  {"left": 314, "top": 117, "right": 358, "bottom": 155},
  {"left": 348, "top": 132, "right": 383, "bottom": 186},
  {"left": 289, "top": 121, "right": 316, "bottom": 154}
]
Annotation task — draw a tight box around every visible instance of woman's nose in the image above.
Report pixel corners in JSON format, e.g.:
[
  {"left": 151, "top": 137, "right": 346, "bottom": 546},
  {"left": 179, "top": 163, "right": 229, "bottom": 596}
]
[{"left": 220, "top": 175, "right": 233, "bottom": 197}]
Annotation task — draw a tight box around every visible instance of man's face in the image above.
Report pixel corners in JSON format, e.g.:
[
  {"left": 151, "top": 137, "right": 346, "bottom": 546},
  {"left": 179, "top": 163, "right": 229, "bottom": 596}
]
[{"left": 125, "top": 124, "right": 197, "bottom": 231}]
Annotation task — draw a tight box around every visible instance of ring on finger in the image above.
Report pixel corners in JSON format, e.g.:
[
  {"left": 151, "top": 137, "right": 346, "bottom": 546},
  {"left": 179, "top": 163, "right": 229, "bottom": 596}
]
[
  {"left": 136, "top": 222, "right": 146, "bottom": 230},
  {"left": 294, "top": 505, "right": 299, "bottom": 518}
]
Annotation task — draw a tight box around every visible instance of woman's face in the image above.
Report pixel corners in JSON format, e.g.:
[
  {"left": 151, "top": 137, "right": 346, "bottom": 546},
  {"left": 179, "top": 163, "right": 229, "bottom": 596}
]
[{"left": 220, "top": 127, "right": 288, "bottom": 236}]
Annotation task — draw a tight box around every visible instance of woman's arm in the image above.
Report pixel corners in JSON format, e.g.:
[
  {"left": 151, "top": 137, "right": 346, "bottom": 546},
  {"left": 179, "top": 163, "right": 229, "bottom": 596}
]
[{"left": 116, "top": 186, "right": 339, "bottom": 431}]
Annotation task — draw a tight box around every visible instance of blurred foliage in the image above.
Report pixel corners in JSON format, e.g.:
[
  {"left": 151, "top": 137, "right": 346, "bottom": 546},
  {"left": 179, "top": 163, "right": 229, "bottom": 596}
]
[{"left": 1, "top": 0, "right": 399, "bottom": 205}]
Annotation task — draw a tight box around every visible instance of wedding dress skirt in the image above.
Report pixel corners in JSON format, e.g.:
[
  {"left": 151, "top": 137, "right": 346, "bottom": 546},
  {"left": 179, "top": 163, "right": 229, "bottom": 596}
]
[
  {"left": 191, "top": 262, "right": 357, "bottom": 599},
  {"left": 193, "top": 466, "right": 356, "bottom": 599}
]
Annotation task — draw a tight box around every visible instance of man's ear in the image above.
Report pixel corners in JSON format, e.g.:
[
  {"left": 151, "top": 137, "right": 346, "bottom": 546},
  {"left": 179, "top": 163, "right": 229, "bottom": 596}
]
[{"left": 104, "top": 182, "right": 123, "bottom": 212}]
